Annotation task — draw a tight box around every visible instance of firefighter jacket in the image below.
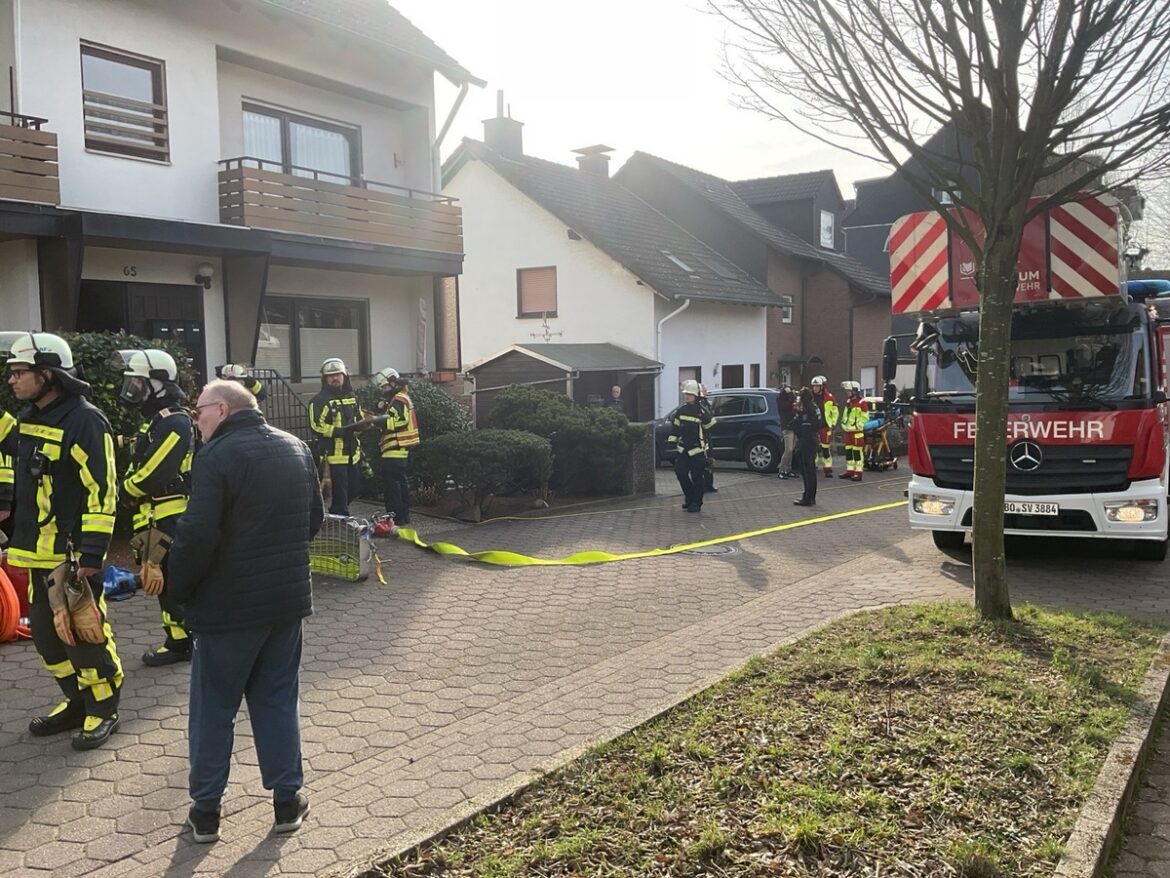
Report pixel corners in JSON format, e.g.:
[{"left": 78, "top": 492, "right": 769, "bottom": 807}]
[
  {"left": 815, "top": 390, "right": 839, "bottom": 430},
  {"left": 667, "top": 401, "right": 715, "bottom": 457},
  {"left": 309, "top": 385, "right": 363, "bottom": 465},
  {"left": 239, "top": 377, "right": 267, "bottom": 402},
  {"left": 376, "top": 390, "right": 419, "bottom": 459},
  {"left": 123, "top": 404, "right": 194, "bottom": 532},
  {"left": 840, "top": 396, "right": 870, "bottom": 434},
  {"left": 0, "top": 393, "right": 117, "bottom": 570}
]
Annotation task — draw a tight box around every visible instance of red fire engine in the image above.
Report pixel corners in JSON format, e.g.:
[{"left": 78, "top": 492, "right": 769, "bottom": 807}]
[{"left": 881, "top": 196, "right": 1170, "bottom": 560}]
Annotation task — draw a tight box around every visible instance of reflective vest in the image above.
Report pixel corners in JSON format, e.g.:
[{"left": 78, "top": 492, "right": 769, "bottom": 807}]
[
  {"left": 378, "top": 391, "right": 419, "bottom": 458},
  {"left": 840, "top": 397, "right": 869, "bottom": 434},
  {"left": 816, "top": 390, "right": 839, "bottom": 430},
  {"left": 308, "top": 390, "right": 363, "bottom": 465},
  {"left": 122, "top": 408, "right": 194, "bottom": 532}
]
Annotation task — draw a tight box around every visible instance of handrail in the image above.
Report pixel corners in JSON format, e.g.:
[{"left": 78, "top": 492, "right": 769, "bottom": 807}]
[
  {"left": 219, "top": 156, "right": 457, "bottom": 205},
  {"left": 247, "top": 367, "right": 311, "bottom": 443},
  {"left": 0, "top": 110, "right": 50, "bottom": 131}
]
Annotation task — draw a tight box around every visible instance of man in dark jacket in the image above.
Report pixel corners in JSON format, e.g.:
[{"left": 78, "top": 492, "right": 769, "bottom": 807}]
[{"left": 169, "top": 379, "right": 324, "bottom": 844}]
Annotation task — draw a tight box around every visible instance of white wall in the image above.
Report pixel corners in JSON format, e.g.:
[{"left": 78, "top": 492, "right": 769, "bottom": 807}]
[
  {"left": 446, "top": 159, "right": 658, "bottom": 366},
  {"left": 266, "top": 266, "right": 433, "bottom": 379},
  {"left": 0, "top": 238, "right": 40, "bottom": 329},
  {"left": 81, "top": 247, "right": 226, "bottom": 368},
  {"left": 655, "top": 298, "right": 768, "bottom": 416},
  {"left": 16, "top": 0, "right": 441, "bottom": 221}
]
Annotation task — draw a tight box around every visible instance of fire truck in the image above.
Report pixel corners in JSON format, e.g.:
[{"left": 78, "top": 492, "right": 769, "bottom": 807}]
[{"left": 881, "top": 195, "right": 1170, "bottom": 560}]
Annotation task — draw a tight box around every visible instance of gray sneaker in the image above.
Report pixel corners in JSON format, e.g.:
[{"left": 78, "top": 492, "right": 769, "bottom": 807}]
[{"left": 273, "top": 793, "right": 310, "bottom": 834}]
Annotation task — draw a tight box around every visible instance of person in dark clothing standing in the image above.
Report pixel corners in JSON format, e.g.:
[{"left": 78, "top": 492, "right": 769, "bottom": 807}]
[
  {"left": 371, "top": 367, "right": 419, "bottom": 525},
  {"left": 667, "top": 380, "right": 715, "bottom": 512},
  {"left": 698, "top": 384, "right": 718, "bottom": 493},
  {"left": 792, "top": 386, "right": 824, "bottom": 506},
  {"left": 603, "top": 385, "right": 627, "bottom": 416},
  {"left": 308, "top": 358, "right": 365, "bottom": 516},
  {"left": 170, "top": 379, "right": 324, "bottom": 844}
]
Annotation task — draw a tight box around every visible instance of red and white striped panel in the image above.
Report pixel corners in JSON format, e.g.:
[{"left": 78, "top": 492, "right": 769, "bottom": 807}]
[
  {"left": 888, "top": 210, "right": 950, "bottom": 314},
  {"left": 1049, "top": 198, "right": 1120, "bottom": 299}
]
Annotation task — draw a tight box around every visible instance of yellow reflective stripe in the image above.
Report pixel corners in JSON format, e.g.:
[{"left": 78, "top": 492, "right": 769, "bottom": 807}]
[
  {"left": 687, "top": 447, "right": 706, "bottom": 456},
  {"left": 7, "top": 547, "right": 66, "bottom": 568},
  {"left": 123, "top": 479, "right": 147, "bottom": 499},
  {"left": 71, "top": 444, "right": 103, "bottom": 515},
  {"left": 382, "top": 449, "right": 408, "bottom": 459},
  {"left": 0, "top": 469, "right": 12, "bottom": 485},
  {"left": 43, "top": 657, "right": 76, "bottom": 679},
  {"left": 153, "top": 497, "right": 187, "bottom": 519},
  {"left": 126, "top": 430, "right": 180, "bottom": 495},
  {"left": 163, "top": 610, "right": 188, "bottom": 641},
  {"left": 19, "top": 423, "right": 64, "bottom": 441},
  {"left": 0, "top": 410, "right": 15, "bottom": 442},
  {"left": 82, "top": 514, "right": 115, "bottom": 534}
]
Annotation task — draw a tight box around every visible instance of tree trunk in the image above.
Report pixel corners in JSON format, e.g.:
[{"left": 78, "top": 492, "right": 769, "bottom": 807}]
[{"left": 970, "top": 235, "right": 1020, "bottom": 620}]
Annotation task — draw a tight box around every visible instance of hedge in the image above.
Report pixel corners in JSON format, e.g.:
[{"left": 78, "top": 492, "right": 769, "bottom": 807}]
[
  {"left": 481, "top": 385, "right": 645, "bottom": 496},
  {"left": 411, "top": 429, "right": 552, "bottom": 517}
]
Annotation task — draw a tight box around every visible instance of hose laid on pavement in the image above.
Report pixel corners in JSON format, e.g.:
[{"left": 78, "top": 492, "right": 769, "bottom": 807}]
[
  {"left": 394, "top": 500, "right": 907, "bottom": 567},
  {"left": 0, "top": 562, "right": 31, "bottom": 642}
]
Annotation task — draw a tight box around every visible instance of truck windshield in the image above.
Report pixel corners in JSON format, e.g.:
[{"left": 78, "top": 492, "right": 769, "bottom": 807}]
[{"left": 919, "top": 303, "right": 1149, "bottom": 406}]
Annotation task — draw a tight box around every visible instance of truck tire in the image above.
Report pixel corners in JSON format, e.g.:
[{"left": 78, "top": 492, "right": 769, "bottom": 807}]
[
  {"left": 744, "top": 438, "right": 779, "bottom": 473},
  {"left": 932, "top": 531, "right": 965, "bottom": 550},
  {"left": 1133, "top": 538, "right": 1168, "bottom": 562}
]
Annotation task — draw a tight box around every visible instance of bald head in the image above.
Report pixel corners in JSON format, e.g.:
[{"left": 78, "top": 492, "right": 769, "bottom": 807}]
[{"left": 202, "top": 378, "right": 258, "bottom": 413}]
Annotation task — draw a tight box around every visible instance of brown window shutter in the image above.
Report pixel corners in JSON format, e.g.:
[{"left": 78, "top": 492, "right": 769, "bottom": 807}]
[{"left": 518, "top": 267, "right": 557, "bottom": 315}]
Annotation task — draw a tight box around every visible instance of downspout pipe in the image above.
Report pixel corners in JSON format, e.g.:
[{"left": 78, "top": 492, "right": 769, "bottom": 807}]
[{"left": 655, "top": 297, "right": 691, "bottom": 417}]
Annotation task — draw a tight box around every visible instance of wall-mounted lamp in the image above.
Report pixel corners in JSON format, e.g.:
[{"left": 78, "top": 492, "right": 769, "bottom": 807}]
[{"left": 194, "top": 262, "right": 215, "bottom": 290}]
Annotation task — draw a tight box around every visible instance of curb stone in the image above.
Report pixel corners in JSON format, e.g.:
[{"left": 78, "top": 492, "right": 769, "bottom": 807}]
[{"left": 1056, "top": 632, "right": 1170, "bottom": 878}]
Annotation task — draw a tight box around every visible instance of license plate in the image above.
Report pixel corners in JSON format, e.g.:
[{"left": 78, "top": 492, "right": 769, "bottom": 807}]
[{"left": 1004, "top": 501, "right": 1059, "bottom": 516}]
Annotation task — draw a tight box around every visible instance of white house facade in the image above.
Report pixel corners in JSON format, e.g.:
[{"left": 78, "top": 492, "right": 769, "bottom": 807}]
[{"left": 0, "top": 0, "right": 477, "bottom": 385}]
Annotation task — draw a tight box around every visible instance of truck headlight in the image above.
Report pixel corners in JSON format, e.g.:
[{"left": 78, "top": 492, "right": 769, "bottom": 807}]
[
  {"left": 913, "top": 494, "right": 955, "bottom": 516},
  {"left": 1104, "top": 499, "right": 1160, "bottom": 523}
]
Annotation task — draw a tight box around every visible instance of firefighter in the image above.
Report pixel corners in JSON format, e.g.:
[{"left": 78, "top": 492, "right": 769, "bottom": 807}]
[
  {"left": 217, "top": 363, "right": 266, "bottom": 402},
  {"left": 371, "top": 367, "right": 419, "bottom": 525},
  {"left": 0, "top": 332, "right": 123, "bottom": 749},
  {"left": 308, "top": 357, "right": 365, "bottom": 516},
  {"left": 117, "top": 349, "right": 194, "bottom": 665},
  {"left": 838, "top": 381, "right": 869, "bottom": 481},
  {"left": 810, "top": 375, "right": 838, "bottom": 476},
  {"left": 667, "top": 380, "right": 715, "bottom": 512}
]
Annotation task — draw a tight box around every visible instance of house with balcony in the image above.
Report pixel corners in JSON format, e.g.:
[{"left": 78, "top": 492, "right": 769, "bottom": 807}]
[{"left": 0, "top": 0, "right": 477, "bottom": 386}]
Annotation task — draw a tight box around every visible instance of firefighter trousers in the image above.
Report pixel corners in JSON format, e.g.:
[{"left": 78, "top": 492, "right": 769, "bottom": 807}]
[
  {"left": 29, "top": 569, "right": 124, "bottom": 719},
  {"left": 137, "top": 517, "right": 189, "bottom": 652}
]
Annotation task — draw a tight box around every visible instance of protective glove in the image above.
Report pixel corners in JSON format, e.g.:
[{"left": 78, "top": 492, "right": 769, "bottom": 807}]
[
  {"left": 46, "top": 561, "right": 75, "bottom": 647},
  {"left": 140, "top": 561, "right": 165, "bottom": 596},
  {"left": 129, "top": 527, "right": 171, "bottom": 567},
  {"left": 65, "top": 574, "right": 105, "bottom": 644}
]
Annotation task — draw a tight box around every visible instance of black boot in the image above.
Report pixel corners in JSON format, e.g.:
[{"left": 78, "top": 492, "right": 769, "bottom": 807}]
[
  {"left": 72, "top": 714, "right": 120, "bottom": 750},
  {"left": 29, "top": 700, "right": 85, "bottom": 737}
]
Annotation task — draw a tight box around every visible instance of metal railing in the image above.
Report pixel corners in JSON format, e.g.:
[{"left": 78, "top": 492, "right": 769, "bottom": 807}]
[
  {"left": 249, "top": 368, "right": 311, "bottom": 443},
  {"left": 218, "top": 157, "right": 457, "bottom": 204},
  {"left": 0, "top": 110, "right": 50, "bottom": 130}
]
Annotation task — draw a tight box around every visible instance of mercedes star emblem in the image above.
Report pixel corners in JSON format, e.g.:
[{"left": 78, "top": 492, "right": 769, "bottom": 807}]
[{"left": 1009, "top": 441, "right": 1043, "bottom": 472}]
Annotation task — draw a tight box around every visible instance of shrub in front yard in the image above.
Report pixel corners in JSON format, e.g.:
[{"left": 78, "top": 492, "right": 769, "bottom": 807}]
[{"left": 411, "top": 429, "right": 552, "bottom": 517}]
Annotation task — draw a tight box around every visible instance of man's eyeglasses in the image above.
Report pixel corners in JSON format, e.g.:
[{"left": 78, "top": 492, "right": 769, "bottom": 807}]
[
  {"left": 192, "top": 401, "right": 224, "bottom": 414},
  {"left": 7, "top": 368, "right": 32, "bottom": 378}
]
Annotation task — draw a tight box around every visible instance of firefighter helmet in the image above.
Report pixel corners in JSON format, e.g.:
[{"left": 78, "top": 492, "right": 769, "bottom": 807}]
[
  {"left": 219, "top": 363, "right": 249, "bottom": 380},
  {"left": 810, "top": 375, "right": 827, "bottom": 388},
  {"left": 373, "top": 366, "right": 401, "bottom": 390},
  {"left": 320, "top": 357, "right": 348, "bottom": 377},
  {"left": 116, "top": 349, "right": 179, "bottom": 404},
  {"left": 5, "top": 332, "right": 90, "bottom": 396},
  {"left": 681, "top": 379, "right": 701, "bottom": 396},
  {"left": 841, "top": 380, "right": 861, "bottom": 395}
]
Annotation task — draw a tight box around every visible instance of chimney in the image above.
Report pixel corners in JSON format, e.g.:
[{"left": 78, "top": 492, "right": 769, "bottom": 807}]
[
  {"left": 573, "top": 144, "right": 614, "bottom": 178},
  {"left": 483, "top": 90, "right": 523, "bottom": 160}
]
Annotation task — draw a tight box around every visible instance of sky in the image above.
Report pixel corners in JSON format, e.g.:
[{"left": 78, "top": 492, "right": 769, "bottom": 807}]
[{"left": 392, "top": 0, "right": 891, "bottom": 195}]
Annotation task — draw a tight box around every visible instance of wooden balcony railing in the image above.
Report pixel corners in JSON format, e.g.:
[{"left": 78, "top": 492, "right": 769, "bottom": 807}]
[
  {"left": 0, "top": 111, "right": 59, "bottom": 205},
  {"left": 218, "top": 158, "right": 462, "bottom": 254}
]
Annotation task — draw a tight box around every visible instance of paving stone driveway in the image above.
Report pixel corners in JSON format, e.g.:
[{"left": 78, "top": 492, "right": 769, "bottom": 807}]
[{"left": 1, "top": 466, "right": 1168, "bottom": 877}]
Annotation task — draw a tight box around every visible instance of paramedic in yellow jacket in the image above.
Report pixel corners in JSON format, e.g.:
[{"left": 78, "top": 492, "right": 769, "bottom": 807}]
[
  {"left": 116, "top": 349, "right": 194, "bottom": 666},
  {"left": 308, "top": 358, "right": 365, "bottom": 516},
  {"left": 809, "top": 375, "right": 838, "bottom": 476},
  {"left": 0, "top": 332, "right": 123, "bottom": 750},
  {"left": 837, "top": 381, "right": 869, "bottom": 482},
  {"left": 371, "top": 367, "right": 419, "bottom": 525}
]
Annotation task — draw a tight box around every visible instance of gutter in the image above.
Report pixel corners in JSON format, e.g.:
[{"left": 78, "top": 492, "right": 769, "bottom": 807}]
[{"left": 655, "top": 297, "right": 691, "bottom": 417}]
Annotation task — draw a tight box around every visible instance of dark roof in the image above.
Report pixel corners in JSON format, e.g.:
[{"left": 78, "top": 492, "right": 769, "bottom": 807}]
[
  {"left": 731, "top": 170, "right": 838, "bottom": 205},
  {"left": 255, "top": 0, "right": 483, "bottom": 85},
  {"left": 470, "top": 343, "right": 662, "bottom": 373},
  {"left": 622, "top": 152, "right": 890, "bottom": 298},
  {"left": 445, "top": 139, "right": 782, "bottom": 308}
]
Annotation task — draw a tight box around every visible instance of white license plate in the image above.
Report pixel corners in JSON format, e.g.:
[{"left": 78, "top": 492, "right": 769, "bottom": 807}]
[{"left": 1004, "top": 501, "right": 1059, "bottom": 516}]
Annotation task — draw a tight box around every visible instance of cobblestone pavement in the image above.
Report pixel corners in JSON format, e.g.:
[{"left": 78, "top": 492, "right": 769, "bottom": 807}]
[
  {"left": 1110, "top": 715, "right": 1170, "bottom": 877},
  {"left": 1, "top": 466, "right": 1168, "bottom": 877}
]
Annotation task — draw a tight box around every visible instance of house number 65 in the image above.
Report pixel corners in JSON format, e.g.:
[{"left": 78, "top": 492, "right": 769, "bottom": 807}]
[{"left": 123, "top": 265, "right": 138, "bottom": 277}]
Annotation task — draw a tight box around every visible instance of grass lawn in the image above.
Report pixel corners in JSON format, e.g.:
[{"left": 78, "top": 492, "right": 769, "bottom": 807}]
[{"left": 370, "top": 603, "right": 1162, "bottom": 878}]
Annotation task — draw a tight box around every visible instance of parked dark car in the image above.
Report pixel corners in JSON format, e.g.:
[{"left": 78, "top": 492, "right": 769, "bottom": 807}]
[{"left": 655, "top": 388, "right": 785, "bottom": 473}]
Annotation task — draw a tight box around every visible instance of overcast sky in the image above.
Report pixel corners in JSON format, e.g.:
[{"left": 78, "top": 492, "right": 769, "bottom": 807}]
[{"left": 393, "top": 0, "right": 890, "bottom": 194}]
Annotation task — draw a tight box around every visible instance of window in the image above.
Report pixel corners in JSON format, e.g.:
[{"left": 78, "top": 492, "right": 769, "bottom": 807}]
[
  {"left": 780, "top": 294, "right": 794, "bottom": 324},
  {"left": 661, "top": 250, "right": 694, "bottom": 273},
  {"left": 81, "top": 42, "right": 168, "bottom": 161},
  {"left": 819, "top": 210, "right": 835, "bottom": 249},
  {"left": 695, "top": 254, "right": 739, "bottom": 280},
  {"left": 750, "top": 363, "right": 760, "bottom": 387},
  {"left": 517, "top": 266, "right": 557, "bottom": 317},
  {"left": 254, "top": 296, "right": 369, "bottom": 381},
  {"left": 721, "top": 364, "right": 745, "bottom": 389},
  {"left": 712, "top": 395, "right": 745, "bottom": 417},
  {"left": 243, "top": 103, "right": 360, "bottom": 184}
]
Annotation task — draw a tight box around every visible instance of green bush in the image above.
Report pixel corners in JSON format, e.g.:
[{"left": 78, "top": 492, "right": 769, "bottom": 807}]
[
  {"left": 411, "top": 429, "right": 552, "bottom": 516},
  {"left": 482, "top": 385, "right": 644, "bottom": 496}
]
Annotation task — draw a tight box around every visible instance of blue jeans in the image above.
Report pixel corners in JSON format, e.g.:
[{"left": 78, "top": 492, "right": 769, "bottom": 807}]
[{"left": 188, "top": 621, "right": 304, "bottom": 810}]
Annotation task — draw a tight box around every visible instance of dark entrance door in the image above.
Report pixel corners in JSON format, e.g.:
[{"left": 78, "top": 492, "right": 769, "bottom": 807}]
[{"left": 78, "top": 281, "right": 207, "bottom": 381}]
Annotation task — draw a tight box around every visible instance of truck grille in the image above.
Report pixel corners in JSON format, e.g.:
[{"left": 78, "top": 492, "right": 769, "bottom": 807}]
[{"left": 931, "top": 445, "right": 1131, "bottom": 495}]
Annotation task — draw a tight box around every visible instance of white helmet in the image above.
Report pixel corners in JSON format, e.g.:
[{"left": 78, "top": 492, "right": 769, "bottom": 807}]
[
  {"left": 219, "top": 363, "right": 249, "bottom": 380},
  {"left": 115, "top": 349, "right": 179, "bottom": 404},
  {"left": 4, "top": 331, "right": 90, "bottom": 396},
  {"left": 321, "top": 357, "right": 348, "bottom": 377},
  {"left": 681, "top": 379, "right": 701, "bottom": 396},
  {"left": 373, "top": 366, "right": 401, "bottom": 390},
  {"left": 841, "top": 380, "right": 861, "bottom": 395},
  {"left": 810, "top": 375, "right": 827, "bottom": 388}
]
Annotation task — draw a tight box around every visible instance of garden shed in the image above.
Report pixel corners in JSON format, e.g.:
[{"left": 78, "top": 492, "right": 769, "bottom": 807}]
[{"left": 468, "top": 343, "right": 662, "bottom": 424}]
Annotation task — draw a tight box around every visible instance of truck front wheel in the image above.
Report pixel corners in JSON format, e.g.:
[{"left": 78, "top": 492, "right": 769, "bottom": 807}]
[
  {"left": 932, "top": 531, "right": 966, "bottom": 550},
  {"left": 1133, "top": 538, "right": 1168, "bottom": 562}
]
